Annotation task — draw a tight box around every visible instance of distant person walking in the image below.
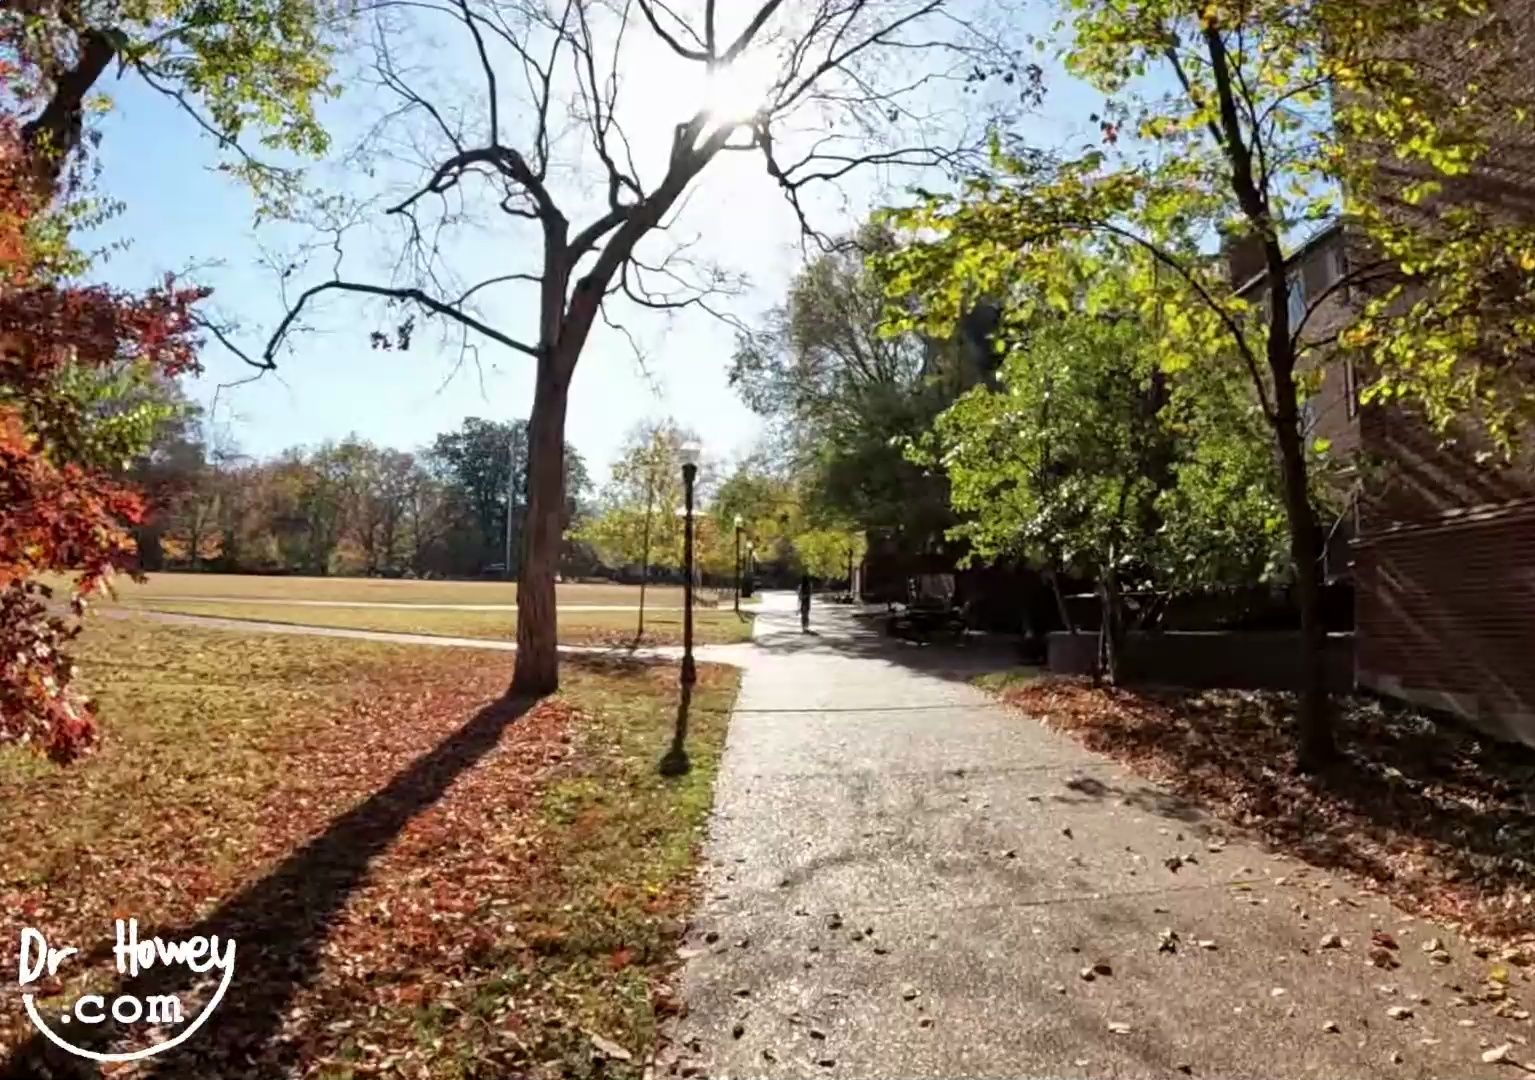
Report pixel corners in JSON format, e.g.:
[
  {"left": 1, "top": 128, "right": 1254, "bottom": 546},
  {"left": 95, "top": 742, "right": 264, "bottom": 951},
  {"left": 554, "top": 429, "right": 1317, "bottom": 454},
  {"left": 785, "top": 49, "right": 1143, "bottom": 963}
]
[{"left": 798, "top": 574, "right": 813, "bottom": 633}]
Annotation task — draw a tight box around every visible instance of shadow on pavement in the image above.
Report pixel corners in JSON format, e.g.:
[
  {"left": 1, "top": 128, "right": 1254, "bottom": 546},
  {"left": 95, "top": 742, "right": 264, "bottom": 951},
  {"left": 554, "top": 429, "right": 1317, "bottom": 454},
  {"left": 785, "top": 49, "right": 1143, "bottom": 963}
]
[{"left": 752, "top": 605, "right": 1028, "bottom": 686}]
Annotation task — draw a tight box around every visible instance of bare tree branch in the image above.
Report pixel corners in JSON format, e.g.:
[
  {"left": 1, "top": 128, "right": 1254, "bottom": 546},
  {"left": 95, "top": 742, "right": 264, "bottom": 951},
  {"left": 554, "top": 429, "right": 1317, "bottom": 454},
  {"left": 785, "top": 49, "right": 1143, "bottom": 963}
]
[{"left": 265, "top": 280, "right": 542, "bottom": 363}]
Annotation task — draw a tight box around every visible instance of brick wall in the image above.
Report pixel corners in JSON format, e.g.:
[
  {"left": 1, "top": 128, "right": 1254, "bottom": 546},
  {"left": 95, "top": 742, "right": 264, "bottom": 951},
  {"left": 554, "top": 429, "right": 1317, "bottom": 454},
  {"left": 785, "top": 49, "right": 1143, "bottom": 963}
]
[
  {"left": 1354, "top": 501, "right": 1535, "bottom": 746},
  {"left": 1343, "top": 0, "right": 1535, "bottom": 742},
  {"left": 1358, "top": 403, "right": 1535, "bottom": 527}
]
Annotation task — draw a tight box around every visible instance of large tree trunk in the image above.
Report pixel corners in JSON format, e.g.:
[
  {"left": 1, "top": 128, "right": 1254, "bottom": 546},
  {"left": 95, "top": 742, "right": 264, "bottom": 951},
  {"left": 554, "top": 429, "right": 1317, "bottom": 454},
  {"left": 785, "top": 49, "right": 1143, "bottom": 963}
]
[
  {"left": 21, "top": 27, "right": 116, "bottom": 196},
  {"left": 1272, "top": 373, "right": 1335, "bottom": 771},
  {"left": 511, "top": 358, "right": 571, "bottom": 696},
  {"left": 1199, "top": 24, "right": 1337, "bottom": 769},
  {"left": 135, "top": 525, "right": 165, "bottom": 571}
]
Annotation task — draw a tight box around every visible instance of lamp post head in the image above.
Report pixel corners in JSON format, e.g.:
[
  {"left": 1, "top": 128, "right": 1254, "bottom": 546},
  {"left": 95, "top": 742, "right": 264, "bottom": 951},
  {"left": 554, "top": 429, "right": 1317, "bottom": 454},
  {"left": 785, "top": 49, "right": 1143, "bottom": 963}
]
[
  {"left": 679, "top": 439, "right": 702, "bottom": 481},
  {"left": 733, "top": 513, "right": 744, "bottom": 530}
]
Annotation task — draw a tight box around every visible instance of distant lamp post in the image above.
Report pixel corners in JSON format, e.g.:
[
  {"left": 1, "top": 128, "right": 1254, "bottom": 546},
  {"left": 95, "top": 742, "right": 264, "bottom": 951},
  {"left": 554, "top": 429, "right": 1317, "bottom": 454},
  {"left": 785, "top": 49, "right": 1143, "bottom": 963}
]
[
  {"left": 733, "top": 513, "right": 745, "bottom": 613},
  {"left": 679, "top": 439, "right": 702, "bottom": 686}
]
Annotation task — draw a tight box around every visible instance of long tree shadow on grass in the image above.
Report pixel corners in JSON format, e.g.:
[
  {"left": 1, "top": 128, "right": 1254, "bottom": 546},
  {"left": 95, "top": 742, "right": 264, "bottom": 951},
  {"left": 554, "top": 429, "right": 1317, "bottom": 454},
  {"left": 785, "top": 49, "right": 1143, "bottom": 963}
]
[
  {"left": 4, "top": 693, "right": 538, "bottom": 1079},
  {"left": 1012, "top": 679, "right": 1535, "bottom": 938}
]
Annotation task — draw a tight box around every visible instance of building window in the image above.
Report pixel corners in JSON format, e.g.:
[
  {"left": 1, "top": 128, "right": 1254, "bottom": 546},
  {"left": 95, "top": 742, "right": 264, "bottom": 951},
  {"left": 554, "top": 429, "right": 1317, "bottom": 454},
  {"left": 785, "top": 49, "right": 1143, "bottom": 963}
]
[
  {"left": 1344, "top": 357, "right": 1359, "bottom": 418},
  {"left": 1287, "top": 274, "right": 1307, "bottom": 330},
  {"left": 1299, "top": 396, "right": 1317, "bottom": 434}
]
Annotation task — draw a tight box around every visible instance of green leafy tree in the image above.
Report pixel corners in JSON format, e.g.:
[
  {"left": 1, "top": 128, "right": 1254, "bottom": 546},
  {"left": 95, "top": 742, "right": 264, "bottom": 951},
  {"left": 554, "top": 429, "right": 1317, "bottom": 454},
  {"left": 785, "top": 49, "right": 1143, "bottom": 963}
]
[
  {"left": 883, "top": 0, "right": 1535, "bottom": 767},
  {"left": 911, "top": 248, "right": 1284, "bottom": 680},
  {"left": 730, "top": 229, "right": 960, "bottom": 553},
  {"left": 575, "top": 420, "right": 695, "bottom": 638},
  {"left": 792, "top": 528, "right": 868, "bottom": 583},
  {"left": 8, "top": 0, "right": 347, "bottom": 199},
  {"left": 711, "top": 455, "right": 803, "bottom": 572},
  {"left": 431, "top": 417, "right": 587, "bottom": 576}
]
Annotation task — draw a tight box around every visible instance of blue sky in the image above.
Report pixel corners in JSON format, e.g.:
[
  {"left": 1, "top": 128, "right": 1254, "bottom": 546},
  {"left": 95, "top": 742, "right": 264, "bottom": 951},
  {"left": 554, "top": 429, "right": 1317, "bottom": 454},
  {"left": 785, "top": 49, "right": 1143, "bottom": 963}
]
[{"left": 84, "top": 3, "right": 1102, "bottom": 484}]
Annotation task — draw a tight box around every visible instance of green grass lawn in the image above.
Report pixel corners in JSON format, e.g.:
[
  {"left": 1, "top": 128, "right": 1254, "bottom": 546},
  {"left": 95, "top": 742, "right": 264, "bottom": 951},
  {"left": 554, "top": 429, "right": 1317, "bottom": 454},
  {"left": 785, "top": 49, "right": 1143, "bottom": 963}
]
[
  {"left": 41, "top": 569, "right": 723, "bottom": 608},
  {"left": 971, "top": 666, "right": 1044, "bottom": 694},
  {"left": 134, "top": 599, "right": 756, "bottom": 646},
  {"left": 0, "top": 620, "right": 739, "bottom": 1078}
]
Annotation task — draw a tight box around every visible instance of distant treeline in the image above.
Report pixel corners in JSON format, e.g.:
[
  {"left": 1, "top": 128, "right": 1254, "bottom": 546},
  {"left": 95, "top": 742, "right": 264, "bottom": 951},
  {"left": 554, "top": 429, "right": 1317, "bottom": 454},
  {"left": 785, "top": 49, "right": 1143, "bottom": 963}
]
[{"left": 137, "top": 416, "right": 590, "bottom": 578}]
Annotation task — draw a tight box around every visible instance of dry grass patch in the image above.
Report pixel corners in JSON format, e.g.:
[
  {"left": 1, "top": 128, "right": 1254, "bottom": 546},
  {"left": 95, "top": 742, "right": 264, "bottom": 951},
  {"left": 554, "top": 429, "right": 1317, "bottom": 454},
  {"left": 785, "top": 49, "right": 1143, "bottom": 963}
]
[
  {"left": 1, "top": 621, "right": 738, "bottom": 1078},
  {"left": 131, "top": 600, "right": 755, "bottom": 645},
  {"left": 43, "top": 569, "right": 705, "bottom": 608}
]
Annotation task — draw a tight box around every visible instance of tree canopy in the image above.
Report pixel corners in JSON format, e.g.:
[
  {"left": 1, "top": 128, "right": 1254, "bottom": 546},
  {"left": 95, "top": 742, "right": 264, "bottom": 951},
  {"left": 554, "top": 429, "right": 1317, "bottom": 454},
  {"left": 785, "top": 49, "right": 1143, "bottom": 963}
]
[
  {"left": 910, "top": 245, "right": 1284, "bottom": 677},
  {"left": 730, "top": 228, "right": 962, "bottom": 553},
  {"left": 880, "top": 0, "right": 1535, "bottom": 765}
]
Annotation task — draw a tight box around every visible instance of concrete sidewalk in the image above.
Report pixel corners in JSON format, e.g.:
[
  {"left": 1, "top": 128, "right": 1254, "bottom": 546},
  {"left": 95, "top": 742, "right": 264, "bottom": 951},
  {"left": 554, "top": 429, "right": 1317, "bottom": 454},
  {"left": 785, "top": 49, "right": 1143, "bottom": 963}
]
[{"left": 667, "top": 593, "right": 1522, "bottom": 1078}]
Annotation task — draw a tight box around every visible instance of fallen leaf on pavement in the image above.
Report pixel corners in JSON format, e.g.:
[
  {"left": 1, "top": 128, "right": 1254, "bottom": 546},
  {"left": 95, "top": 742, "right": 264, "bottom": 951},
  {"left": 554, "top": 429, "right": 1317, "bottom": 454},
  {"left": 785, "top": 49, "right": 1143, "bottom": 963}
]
[
  {"left": 588, "top": 1033, "right": 633, "bottom": 1062},
  {"left": 1484, "top": 1043, "right": 1514, "bottom": 1064},
  {"left": 1370, "top": 946, "right": 1401, "bottom": 969}
]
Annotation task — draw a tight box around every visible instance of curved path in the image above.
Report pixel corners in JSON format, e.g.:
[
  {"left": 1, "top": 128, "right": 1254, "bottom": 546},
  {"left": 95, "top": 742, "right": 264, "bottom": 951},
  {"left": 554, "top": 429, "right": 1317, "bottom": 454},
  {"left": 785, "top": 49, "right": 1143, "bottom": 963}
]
[{"left": 117, "top": 594, "right": 1524, "bottom": 1077}]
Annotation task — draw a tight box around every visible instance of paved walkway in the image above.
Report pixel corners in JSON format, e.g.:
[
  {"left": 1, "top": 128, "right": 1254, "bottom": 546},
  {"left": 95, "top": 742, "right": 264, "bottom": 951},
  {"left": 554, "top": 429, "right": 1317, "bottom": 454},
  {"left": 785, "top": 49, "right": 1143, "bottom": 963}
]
[{"left": 667, "top": 593, "right": 1517, "bottom": 1079}]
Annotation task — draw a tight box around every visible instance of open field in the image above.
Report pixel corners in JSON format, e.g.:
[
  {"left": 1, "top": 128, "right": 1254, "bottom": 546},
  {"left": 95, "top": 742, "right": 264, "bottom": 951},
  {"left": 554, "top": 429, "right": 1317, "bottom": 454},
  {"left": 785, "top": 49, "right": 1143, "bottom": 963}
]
[
  {"left": 41, "top": 570, "right": 726, "bottom": 608},
  {"left": 136, "top": 599, "right": 757, "bottom": 646},
  {"left": 0, "top": 620, "right": 738, "bottom": 1077}
]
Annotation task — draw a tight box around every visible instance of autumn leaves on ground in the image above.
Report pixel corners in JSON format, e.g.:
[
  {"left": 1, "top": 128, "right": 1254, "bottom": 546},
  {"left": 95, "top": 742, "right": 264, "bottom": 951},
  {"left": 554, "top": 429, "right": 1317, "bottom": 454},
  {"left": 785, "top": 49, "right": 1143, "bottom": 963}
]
[
  {"left": 987, "top": 675, "right": 1535, "bottom": 955},
  {"left": 0, "top": 620, "right": 738, "bottom": 1078}
]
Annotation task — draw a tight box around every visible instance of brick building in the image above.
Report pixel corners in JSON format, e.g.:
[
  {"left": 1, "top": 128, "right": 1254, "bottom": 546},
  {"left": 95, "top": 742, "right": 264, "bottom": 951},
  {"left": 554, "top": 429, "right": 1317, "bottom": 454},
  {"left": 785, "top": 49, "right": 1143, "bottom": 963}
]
[
  {"left": 1237, "top": 215, "right": 1535, "bottom": 746},
  {"left": 1349, "top": 0, "right": 1535, "bottom": 745}
]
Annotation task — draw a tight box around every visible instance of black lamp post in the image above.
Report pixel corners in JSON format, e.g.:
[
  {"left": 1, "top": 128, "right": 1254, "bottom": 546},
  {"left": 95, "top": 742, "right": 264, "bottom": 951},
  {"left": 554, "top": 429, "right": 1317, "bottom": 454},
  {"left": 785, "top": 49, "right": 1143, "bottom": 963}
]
[
  {"left": 733, "top": 513, "right": 744, "bottom": 613},
  {"left": 680, "top": 441, "right": 701, "bottom": 686}
]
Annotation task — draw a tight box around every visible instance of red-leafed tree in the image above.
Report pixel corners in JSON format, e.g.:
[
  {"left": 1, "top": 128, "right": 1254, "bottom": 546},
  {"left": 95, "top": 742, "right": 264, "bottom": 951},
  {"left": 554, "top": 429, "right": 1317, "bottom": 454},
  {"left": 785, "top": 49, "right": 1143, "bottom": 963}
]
[
  {"left": 0, "top": 86, "right": 206, "bottom": 760},
  {"left": 1, "top": 0, "right": 346, "bottom": 759}
]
